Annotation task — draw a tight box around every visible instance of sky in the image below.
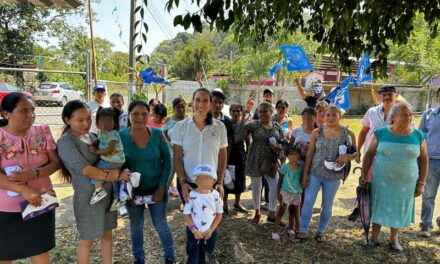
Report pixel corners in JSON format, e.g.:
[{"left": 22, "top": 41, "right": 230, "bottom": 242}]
[{"left": 64, "top": 0, "right": 198, "bottom": 55}]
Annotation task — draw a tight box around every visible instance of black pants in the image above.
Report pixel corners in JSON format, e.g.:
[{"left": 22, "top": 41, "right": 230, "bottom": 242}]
[{"left": 186, "top": 228, "right": 218, "bottom": 264}]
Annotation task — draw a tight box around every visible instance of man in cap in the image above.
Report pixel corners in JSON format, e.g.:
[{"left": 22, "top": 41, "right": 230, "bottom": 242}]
[
  {"left": 419, "top": 88, "right": 440, "bottom": 237},
  {"left": 294, "top": 78, "right": 325, "bottom": 108},
  {"left": 88, "top": 83, "right": 110, "bottom": 133},
  {"left": 349, "top": 85, "right": 399, "bottom": 221}
]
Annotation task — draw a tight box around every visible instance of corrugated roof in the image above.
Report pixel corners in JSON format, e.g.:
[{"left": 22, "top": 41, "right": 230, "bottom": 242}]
[{"left": 4, "top": 0, "right": 82, "bottom": 9}]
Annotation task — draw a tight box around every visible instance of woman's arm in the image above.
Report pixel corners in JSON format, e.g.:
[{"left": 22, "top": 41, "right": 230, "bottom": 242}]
[
  {"left": 302, "top": 129, "right": 318, "bottom": 188},
  {"left": 415, "top": 140, "right": 429, "bottom": 196},
  {"left": 361, "top": 136, "right": 378, "bottom": 183},
  {"left": 159, "top": 133, "right": 172, "bottom": 187},
  {"left": 10, "top": 150, "right": 62, "bottom": 184},
  {"left": 294, "top": 78, "right": 308, "bottom": 100}
]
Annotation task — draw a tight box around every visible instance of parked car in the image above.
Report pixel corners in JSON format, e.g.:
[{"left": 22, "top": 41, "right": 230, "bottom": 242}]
[
  {"left": 0, "top": 82, "right": 33, "bottom": 104},
  {"left": 34, "top": 82, "right": 84, "bottom": 106}
]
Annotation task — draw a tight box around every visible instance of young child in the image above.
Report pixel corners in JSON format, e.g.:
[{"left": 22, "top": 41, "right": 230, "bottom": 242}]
[
  {"left": 272, "top": 144, "right": 304, "bottom": 240},
  {"left": 88, "top": 107, "right": 126, "bottom": 211},
  {"left": 110, "top": 92, "right": 128, "bottom": 129},
  {"left": 183, "top": 164, "right": 223, "bottom": 264},
  {"left": 147, "top": 103, "right": 168, "bottom": 129}
]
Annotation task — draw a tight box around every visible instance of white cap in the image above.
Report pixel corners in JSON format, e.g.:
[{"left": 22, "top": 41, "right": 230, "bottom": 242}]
[{"left": 192, "top": 164, "right": 217, "bottom": 180}]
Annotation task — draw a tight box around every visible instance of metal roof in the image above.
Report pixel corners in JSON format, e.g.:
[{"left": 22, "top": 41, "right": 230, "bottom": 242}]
[{"left": 4, "top": 0, "right": 82, "bottom": 9}]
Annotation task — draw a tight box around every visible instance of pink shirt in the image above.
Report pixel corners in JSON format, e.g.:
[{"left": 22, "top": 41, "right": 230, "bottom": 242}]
[
  {"left": 0, "top": 125, "right": 56, "bottom": 212},
  {"left": 147, "top": 118, "right": 164, "bottom": 129}
]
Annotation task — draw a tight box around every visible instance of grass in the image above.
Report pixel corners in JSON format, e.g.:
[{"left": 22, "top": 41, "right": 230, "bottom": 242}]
[{"left": 18, "top": 115, "right": 440, "bottom": 264}]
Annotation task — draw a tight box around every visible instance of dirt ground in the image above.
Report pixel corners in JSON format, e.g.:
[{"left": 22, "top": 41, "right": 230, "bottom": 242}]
[{"left": 17, "top": 116, "right": 440, "bottom": 263}]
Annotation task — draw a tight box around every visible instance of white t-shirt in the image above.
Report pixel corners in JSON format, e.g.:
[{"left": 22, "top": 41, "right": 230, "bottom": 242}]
[
  {"left": 88, "top": 100, "right": 110, "bottom": 133},
  {"left": 170, "top": 116, "right": 228, "bottom": 183},
  {"left": 362, "top": 105, "right": 391, "bottom": 153},
  {"left": 183, "top": 190, "right": 223, "bottom": 233}
]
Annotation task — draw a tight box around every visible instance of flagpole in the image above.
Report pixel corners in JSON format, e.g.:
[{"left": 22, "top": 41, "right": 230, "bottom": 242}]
[{"left": 88, "top": 0, "right": 98, "bottom": 86}]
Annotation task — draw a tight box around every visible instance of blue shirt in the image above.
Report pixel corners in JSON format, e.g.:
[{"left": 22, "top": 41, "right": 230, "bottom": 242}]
[{"left": 419, "top": 106, "right": 440, "bottom": 168}]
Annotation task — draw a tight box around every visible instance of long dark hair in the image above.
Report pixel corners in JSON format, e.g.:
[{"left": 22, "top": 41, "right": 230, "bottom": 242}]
[
  {"left": 192, "top": 87, "right": 213, "bottom": 125},
  {"left": 96, "top": 107, "right": 121, "bottom": 131},
  {"left": 0, "top": 92, "right": 32, "bottom": 127},
  {"left": 127, "top": 100, "right": 149, "bottom": 127},
  {"left": 172, "top": 96, "right": 186, "bottom": 108},
  {"left": 59, "top": 100, "right": 90, "bottom": 183}
]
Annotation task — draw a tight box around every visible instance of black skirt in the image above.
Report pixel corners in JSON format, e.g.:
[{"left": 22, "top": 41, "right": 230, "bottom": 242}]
[{"left": 0, "top": 210, "right": 55, "bottom": 260}]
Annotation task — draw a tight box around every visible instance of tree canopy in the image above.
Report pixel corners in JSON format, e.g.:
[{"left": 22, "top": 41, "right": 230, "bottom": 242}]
[{"left": 157, "top": 0, "right": 440, "bottom": 77}]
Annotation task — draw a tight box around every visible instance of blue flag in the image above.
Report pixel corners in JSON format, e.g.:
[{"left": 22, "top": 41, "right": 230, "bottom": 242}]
[
  {"left": 327, "top": 75, "right": 351, "bottom": 109},
  {"left": 353, "top": 53, "right": 372, "bottom": 87},
  {"left": 268, "top": 61, "right": 285, "bottom": 77},
  {"left": 280, "top": 45, "right": 313, "bottom": 72},
  {"left": 141, "top": 67, "right": 171, "bottom": 86}
]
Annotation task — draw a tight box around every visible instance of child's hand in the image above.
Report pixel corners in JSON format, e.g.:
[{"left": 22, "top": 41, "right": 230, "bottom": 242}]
[
  {"left": 277, "top": 193, "right": 283, "bottom": 203},
  {"left": 192, "top": 229, "right": 204, "bottom": 240},
  {"left": 88, "top": 146, "right": 97, "bottom": 154},
  {"left": 203, "top": 228, "right": 214, "bottom": 239}
]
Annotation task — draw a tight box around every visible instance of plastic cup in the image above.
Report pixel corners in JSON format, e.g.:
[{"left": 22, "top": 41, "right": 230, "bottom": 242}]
[{"left": 130, "top": 172, "right": 141, "bottom": 187}]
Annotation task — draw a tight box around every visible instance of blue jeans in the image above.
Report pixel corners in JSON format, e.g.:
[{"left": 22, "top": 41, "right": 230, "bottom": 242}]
[
  {"left": 186, "top": 228, "right": 218, "bottom": 264},
  {"left": 126, "top": 194, "right": 175, "bottom": 262},
  {"left": 421, "top": 166, "right": 440, "bottom": 228},
  {"left": 300, "top": 175, "right": 341, "bottom": 234}
]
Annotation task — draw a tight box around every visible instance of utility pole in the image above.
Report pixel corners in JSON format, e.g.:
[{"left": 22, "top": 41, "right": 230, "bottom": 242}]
[
  {"left": 88, "top": 0, "right": 98, "bottom": 86},
  {"left": 128, "top": 0, "right": 136, "bottom": 104}
]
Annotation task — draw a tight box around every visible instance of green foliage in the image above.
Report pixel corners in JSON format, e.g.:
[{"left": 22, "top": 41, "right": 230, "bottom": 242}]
[
  {"left": 174, "top": 38, "right": 214, "bottom": 79},
  {"left": 389, "top": 13, "right": 440, "bottom": 85},
  {"left": 142, "top": 0, "right": 440, "bottom": 77},
  {"left": 132, "top": 92, "right": 148, "bottom": 101}
]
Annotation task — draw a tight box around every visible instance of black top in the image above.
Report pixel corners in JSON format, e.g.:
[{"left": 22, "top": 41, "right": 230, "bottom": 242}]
[{"left": 304, "top": 95, "right": 318, "bottom": 108}]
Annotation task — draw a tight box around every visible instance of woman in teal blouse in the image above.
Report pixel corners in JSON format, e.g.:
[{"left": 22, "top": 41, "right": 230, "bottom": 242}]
[{"left": 120, "top": 100, "right": 175, "bottom": 264}]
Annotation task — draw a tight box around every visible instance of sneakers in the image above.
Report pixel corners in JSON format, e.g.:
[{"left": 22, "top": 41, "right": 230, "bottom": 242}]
[
  {"left": 272, "top": 232, "right": 281, "bottom": 240},
  {"left": 90, "top": 187, "right": 107, "bottom": 205},
  {"left": 110, "top": 198, "right": 126, "bottom": 212},
  {"left": 119, "top": 206, "right": 128, "bottom": 216},
  {"left": 420, "top": 226, "right": 431, "bottom": 237},
  {"left": 348, "top": 207, "right": 360, "bottom": 221},
  {"left": 389, "top": 240, "right": 403, "bottom": 252},
  {"left": 267, "top": 216, "right": 286, "bottom": 227},
  {"left": 287, "top": 229, "right": 296, "bottom": 238}
]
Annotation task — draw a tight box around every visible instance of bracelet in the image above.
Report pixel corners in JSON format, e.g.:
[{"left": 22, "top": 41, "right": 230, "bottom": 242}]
[
  {"left": 32, "top": 168, "right": 39, "bottom": 180},
  {"left": 417, "top": 180, "right": 425, "bottom": 185},
  {"left": 188, "top": 224, "right": 197, "bottom": 232},
  {"left": 180, "top": 179, "right": 189, "bottom": 185}
]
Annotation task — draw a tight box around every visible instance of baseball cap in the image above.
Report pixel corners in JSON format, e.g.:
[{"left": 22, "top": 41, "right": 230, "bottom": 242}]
[
  {"left": 378, "top": 85, "right": 397, "bottom": 94},
  {"left": 263, "top": 88, "right": 274, "bottom": 95},
  {"left": 93, "top": 83, "right": 107, "bottom": 92},
  {"left": 192, "top": 164, "right": 217, "bottom": 180}
]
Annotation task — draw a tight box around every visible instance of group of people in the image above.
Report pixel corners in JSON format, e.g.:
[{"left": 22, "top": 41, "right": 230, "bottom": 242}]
[{"left": 0, "top": 80, "right": 439, "bottom": 264}]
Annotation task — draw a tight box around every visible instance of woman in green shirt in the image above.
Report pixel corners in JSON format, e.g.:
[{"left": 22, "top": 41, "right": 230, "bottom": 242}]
[{"left": 119, "top": 100, "right": 175, "bottom": 264}]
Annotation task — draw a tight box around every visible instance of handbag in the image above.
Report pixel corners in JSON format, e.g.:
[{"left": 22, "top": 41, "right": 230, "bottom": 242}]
[
  {"left": 260, "top": 157, "right": 279, "bottom": 178},
  {"left": 342, "top": 129, "right": 356, "bottom": 183}
]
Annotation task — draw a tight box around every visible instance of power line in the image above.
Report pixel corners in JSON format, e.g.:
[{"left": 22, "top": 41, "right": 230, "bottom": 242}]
[
  {"left": 147, "top": 2, "right": 174, "bottom": 39},
  {"left": 149, "top": 1, "right": 175, "bottom": 37},
  {"left": 146, "top": 5, "right": 173, "bottom": 40}
]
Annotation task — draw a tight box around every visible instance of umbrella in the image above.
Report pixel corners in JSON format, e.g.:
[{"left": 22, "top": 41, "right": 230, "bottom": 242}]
[{"left": 356, "top": 183, "right": 371, "bottom": 244}]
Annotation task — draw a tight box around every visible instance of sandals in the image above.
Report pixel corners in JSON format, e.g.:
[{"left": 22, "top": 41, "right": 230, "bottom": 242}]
[
  {"left": 252, "top": 214, "right": 261, "bottom": 225},
  {"left": 233, "top": 204, "right": 249, "bottom": 213},
  {"left": 266, "top": 217, "right": 287, "bottom": 227},
  {"left": 296, "top": 232, "right": 308, "bottom": 240},
  {"left": 314, "top": 233, "right": 324, "bottom": 243}
]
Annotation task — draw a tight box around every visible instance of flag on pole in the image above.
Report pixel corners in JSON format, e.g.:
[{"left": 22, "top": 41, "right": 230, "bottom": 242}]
[
  {"left": 353, "top": 53, "right": 372, "bottom": 87},
  {"left": 268, "top": 61, "right": 285, "bottom": 77},
  {"left": 327, "top": 75, "right": 351, "bottom": 109},
  {"left": 280, "top": 45, "right": 313, "bottom": 72}
]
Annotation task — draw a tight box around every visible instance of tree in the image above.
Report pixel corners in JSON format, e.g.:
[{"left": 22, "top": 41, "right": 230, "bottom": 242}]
[
  {"left": 174, "top": 38, "right": 214, "bottom": 80},
  {"left": 144, "top": 0, "right": 440, "bottom": 77},
  {"left": 389, "top": 13, "right": 440, "bottom": 85}
]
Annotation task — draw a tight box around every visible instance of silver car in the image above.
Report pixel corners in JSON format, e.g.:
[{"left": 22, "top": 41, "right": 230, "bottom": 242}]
[{"left": 34, "top": 82, "right": 84, "bottom": 106}]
